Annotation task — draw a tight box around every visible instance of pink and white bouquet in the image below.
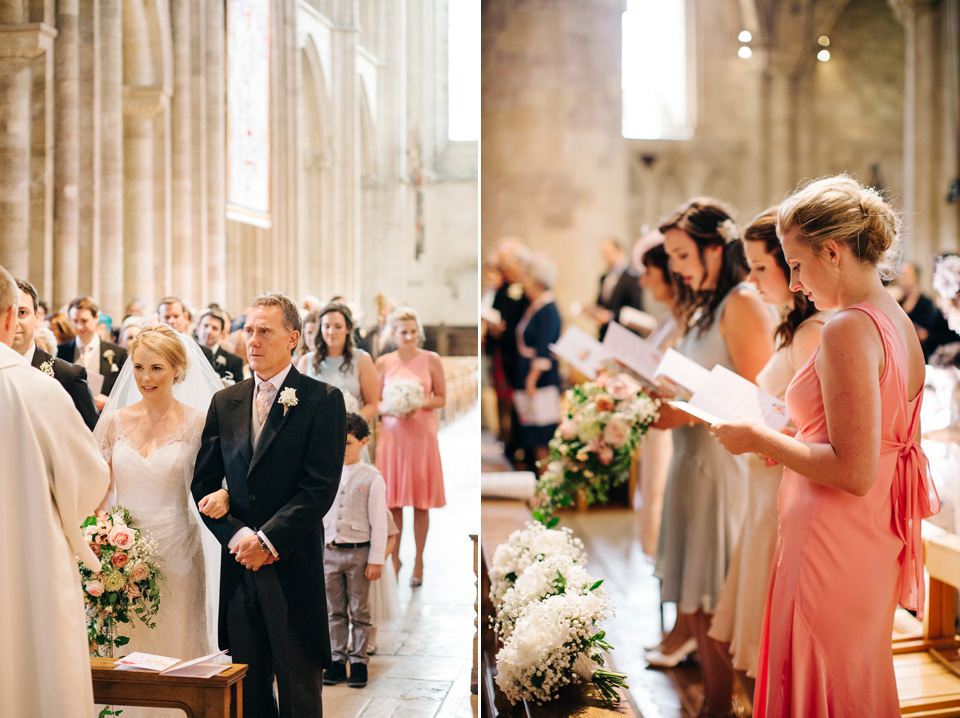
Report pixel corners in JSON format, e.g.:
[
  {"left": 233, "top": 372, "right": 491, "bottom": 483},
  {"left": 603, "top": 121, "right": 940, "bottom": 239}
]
[
  {"left": 382, "top": 378, "right": 425, "bottom": 416},
  {"left": 535, "top": 373, "right": 659, "bottom": 523},
  {"left": 491, "top": 525, "right": 627, "bottom": 706},
  {"left": 78, "top": 507, "right": 164, "bottom": 657}
]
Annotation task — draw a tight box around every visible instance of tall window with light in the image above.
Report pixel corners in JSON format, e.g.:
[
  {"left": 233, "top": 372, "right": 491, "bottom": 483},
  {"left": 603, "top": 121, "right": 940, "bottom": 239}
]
[
  {"left": 448, "top": 0, "right": 479, "bottom": 141},
  {"left": 621, "top": 0, "right": 690, "bottom": 140}
]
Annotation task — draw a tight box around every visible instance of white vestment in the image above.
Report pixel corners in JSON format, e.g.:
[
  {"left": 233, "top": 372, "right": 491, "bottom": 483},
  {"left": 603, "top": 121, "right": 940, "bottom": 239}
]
[{"left": 0, "top": 342, "right": 109, "bottom": 718}]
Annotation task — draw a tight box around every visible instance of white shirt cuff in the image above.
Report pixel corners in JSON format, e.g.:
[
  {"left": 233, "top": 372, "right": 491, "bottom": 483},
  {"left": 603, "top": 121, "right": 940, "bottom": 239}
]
[
  {"left": 228, "top": 527, "right": 255, "bottom": 551},
  {"left": 257, "top": 530, "right": 279, "bottom": 558}
]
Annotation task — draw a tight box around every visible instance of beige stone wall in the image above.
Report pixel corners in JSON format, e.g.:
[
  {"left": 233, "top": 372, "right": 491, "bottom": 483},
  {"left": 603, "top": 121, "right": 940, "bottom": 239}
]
[
  {"left": 0, "top": 0, "right": 478, "bottom": 328},
  {"left": 484, "top": 0, "right": 959, "bottom": 308},
  {"left": 482, "top": 0, "right": 629, "bottom": 325}
]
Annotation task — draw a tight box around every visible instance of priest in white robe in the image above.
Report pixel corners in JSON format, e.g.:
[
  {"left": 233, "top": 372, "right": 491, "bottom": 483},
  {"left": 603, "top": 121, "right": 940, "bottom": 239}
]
[{"left": 0, "top": 266, "right": 109, "bottom": 718}]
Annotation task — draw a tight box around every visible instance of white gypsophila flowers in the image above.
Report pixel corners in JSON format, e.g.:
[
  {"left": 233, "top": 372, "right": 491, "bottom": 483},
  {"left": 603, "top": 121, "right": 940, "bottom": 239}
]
[
  {"left": 496, "top": 554, "right": 603, "bottom": 641},
  {"left": 494, "top": 591, "right": 609, "bottom": 705},
  {"left": 933, "top": 255, "right": 960, "bottom": 299},
  {"left": 382, "top": 378, "right": 425, "bottom": 415},
  {"left": 488, "top": 522, "right": 587, "bottom": 602},
  {"left": 342, "top": 391, "right": 360, "bottom": 413}
]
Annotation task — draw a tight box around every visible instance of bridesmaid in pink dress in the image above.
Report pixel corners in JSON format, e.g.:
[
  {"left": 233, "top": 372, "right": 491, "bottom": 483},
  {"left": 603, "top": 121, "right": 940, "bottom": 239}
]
[
  {"left": 375, "top": 307, "right": 446, "bottom": 587},
  {"left": 713, "top": 175, "right": 939, "bottom": 717}
]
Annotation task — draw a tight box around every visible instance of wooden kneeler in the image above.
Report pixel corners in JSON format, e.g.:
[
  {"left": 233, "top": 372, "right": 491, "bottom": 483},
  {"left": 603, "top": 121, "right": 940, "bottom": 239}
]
[{"left": 894, "top": 523, "right": 960, "bottom": 717}]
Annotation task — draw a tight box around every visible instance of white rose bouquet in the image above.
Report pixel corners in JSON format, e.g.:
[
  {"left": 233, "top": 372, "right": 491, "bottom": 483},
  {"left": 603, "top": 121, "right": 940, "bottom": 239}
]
[
  {"left": 342, "top": 390, "right": 361, "bottom": 413},
  {"left": 381, "top": 378, "right": 425, "bottom": 416},
  {"left": 535, "top": 373, "right": 659, "bottom": 524},
  {"left": 78, "top": 507, "right": 164, "bottom": 657},
  {"left": 488, "top": 521, "right": 586, "bottom": 603}
]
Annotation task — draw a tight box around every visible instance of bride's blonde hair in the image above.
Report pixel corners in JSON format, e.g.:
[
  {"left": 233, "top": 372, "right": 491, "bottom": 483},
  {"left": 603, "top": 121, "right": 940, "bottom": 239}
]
[{"left": 130, "top": 324, "right": 188, "bottom": 384}]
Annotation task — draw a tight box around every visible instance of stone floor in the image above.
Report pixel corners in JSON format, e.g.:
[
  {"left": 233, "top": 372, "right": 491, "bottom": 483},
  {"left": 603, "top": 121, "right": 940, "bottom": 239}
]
[{"left": 324, "top": 408, "right": 480, "bottom": 718}]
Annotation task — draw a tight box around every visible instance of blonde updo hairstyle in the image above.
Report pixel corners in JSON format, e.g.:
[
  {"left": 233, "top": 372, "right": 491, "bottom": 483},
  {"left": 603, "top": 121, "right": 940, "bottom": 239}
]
[
  {"left": 130, "top": 324, "right": 188, "bottom": 384},
  {"left": 777, "top": 175, "right": 901, "bottom": 281},
  {"left": 387, "top": 307, "right": 424, "bottom": 347}
]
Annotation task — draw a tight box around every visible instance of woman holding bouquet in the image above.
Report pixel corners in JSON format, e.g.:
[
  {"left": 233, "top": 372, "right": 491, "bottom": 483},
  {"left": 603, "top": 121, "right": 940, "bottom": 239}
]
[
  {"left": 296, "top": 301, "right": 378, "bottom": 422},
  {"left": 94, "top": 324, "right": 225, "bottom": 717},
  {"left": 650, "top": 199, "right": 775, "bottom": 718},
  {"left": 375, "top": 307, "right": 446, "bottom": 586}
]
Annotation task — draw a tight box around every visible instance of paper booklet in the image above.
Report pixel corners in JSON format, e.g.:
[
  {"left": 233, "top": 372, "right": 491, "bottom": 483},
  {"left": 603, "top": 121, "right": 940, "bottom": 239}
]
[
  {"left": 87, "top": 370, "right": 105, "bottom": 397},
  {"left": 617, "top": 306, "right": 659, "bottom": 334},
  {"left": 480, "top": 306, "right": 501, "bottom": 325},
  {"left": 669, "top": 364, "right": 790, "bottom": 430},
  {"left": 115, "top": 649, "right": 230, "bottom": 678},
  {"left": 600, "top": 322, "right": 664, "bottom": 390},
  {"left": 549, "top": 327, "right": 607, "bottom": 379},
  {"left": 653, "top": 348, "right": 711, "bottom": 399}
]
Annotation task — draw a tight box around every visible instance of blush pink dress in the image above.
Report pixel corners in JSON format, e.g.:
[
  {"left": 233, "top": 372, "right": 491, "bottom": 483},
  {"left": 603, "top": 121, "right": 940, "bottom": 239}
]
[
  {"left": 375, "top": 351, "right": 446, "bottom": 509},
  {"left": 755, "top": 303, "right": 939, "bottom": 717}
]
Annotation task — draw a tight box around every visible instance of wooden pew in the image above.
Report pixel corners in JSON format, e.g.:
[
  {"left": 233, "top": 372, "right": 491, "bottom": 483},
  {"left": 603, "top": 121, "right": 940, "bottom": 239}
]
[
  {"left": 480, "top": 498, "right": 638, "bottom": 717},
  {"left": 894, "top": 522, "right": 960, "bottom": 716}
]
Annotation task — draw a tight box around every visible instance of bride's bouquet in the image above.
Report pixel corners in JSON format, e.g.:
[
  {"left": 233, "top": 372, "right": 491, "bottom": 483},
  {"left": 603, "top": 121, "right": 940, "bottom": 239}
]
[
  {"left": 491, "top": 523, "right": 627, "bottom": 706},
  {"left": 535, "top": 373, "right": 659, "bottom": 523},
  {"left": 78, "top": 507, "right": 164, "bottom": 657},
  {"left": 381, "top": 378, "right": 425, "bottom": 416}
]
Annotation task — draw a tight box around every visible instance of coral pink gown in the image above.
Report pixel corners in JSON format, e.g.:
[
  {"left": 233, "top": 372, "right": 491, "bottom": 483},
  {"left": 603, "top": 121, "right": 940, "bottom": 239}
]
[
  {"left": 376, "top": 351, "right": 446, "bottom": 509},
  {"left": 755, "top": 303, "right": 939, "bottom": 717}
]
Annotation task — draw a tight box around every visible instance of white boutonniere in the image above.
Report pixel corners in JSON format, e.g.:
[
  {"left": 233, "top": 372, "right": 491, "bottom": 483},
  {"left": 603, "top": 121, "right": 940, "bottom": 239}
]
[
  {"left": 216, "top": 354, "right": 227, "bottom": 366},
  {"left": 507, "top": 282, "right": 524, "bottom": 301},
  {"left": 39, "top": 360, "right": 54, "bottom": 377},
  {"left": 103, "top": 349, "right": 115, "bottom": 362},
  {"left": 111, "top": 363, "right": 119, "bottom": 373},
  {"left": 279, "top": 387, "right": 298, "bottom": 416}
]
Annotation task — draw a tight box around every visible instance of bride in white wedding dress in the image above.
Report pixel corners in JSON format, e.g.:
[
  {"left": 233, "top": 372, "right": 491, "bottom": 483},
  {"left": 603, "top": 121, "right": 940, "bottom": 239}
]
[{"left": 94, "top": 324, "right": 226, "bottom": 718}]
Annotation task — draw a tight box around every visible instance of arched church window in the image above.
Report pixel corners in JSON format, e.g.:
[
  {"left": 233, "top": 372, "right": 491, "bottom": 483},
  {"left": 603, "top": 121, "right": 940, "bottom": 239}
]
[
  {"left": 622, "top": 0, "right": 692, "bottom": 140},
  {"left": 448, "top": 0, "right": 479, "bottom": 141}
]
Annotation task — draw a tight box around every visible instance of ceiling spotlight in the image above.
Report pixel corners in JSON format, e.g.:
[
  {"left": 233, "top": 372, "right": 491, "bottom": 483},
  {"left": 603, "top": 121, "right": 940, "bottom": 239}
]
[
  {"left": 818, "top": 35, "right": 830, "bottom": 47},
  {"left": 738, "top": 46, "right": 753, "bottom": 59},
  {"left": 817, "top": 49, "right": 831, "bottom": 62},
  {"left": 738, "top": 30, "right": 752, "bottom": 43}
]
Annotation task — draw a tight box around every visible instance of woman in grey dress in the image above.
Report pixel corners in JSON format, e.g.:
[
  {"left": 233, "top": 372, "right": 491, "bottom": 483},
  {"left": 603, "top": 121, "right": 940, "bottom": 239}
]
[
  {"left": 651, "top": 199, "right": 775, "bottom": 718},
  {"left": 296, "top": 302, "right": 378, "bottom": 423}
]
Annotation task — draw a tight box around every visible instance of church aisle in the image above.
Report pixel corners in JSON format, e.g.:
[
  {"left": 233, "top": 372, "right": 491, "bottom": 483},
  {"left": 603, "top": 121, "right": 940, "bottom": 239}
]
[{"left": 323, "top": 408, "right": 479, "bottom": 718}]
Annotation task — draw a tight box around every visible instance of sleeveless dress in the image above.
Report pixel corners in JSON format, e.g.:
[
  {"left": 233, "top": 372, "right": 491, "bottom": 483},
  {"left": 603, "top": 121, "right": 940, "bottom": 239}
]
[
  {"left": 654, "top": 289, "right": 750, "bottom": 613},
  {"left": 709, "top": 313, "right": 827, "bottom": 677},
  {"left": 96, "top": 409, "right": 216, "bottom": 718},
  {"left": 376, "top": 351, "right": 446, "bottom": 509},
  {"left": 755, "top": 303, "right": 939, "bottom": 717},
  {"left": 303, "top": 351, "right": 364, "bottom": 405}
]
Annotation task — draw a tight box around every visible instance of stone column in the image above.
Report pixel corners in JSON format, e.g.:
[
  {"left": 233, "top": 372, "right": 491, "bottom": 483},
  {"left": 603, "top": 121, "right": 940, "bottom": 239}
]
[
  {"left": 53, "top": 0, "right": 81, "bottom": 306},
  {"left": 99, "top": 0, "right": 124, "bottom": 317},
  {"left": 482, "top": 0, "right": 629, "bottom": 315},
  {"left": 759, "top": 52, "right": 802, "bottom": 204},
  {"left": 891, "top": 0, "right": 943, "bottom": 265},
  {"left": 0, "top": 21, "right": 56, "bottom": 280},
  {"left": 206, "top": 0, "right": 226, "bottom": 304},
  {"left": 170, "top": 0, "right": 193, "bottom": 301},
  {"left": 331, "top": 12, "right": 359, "bottom": 300},
  {"left": 123, "top": 89, "right": 165, "bottom": 307}
]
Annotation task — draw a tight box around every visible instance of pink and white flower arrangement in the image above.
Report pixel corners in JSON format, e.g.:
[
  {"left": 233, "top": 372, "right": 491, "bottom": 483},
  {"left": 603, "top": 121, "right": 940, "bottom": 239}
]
[
  {"left": 78, "top": 507, "right": 164, "bottom": 657},
  {"left": 534, "top": 374, "right": 659, "bottom": 523}
]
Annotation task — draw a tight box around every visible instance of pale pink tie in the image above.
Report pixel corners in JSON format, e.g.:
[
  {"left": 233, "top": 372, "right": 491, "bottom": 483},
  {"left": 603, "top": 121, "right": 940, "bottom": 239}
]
[{"left": 256, "top": 383, "right": 275, "bottom": 425}]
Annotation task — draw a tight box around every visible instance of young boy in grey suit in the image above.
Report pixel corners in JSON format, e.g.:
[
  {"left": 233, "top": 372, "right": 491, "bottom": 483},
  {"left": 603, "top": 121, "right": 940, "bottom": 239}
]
[{"left": 322, "top": 413, "right": 388, "bottom": 688}]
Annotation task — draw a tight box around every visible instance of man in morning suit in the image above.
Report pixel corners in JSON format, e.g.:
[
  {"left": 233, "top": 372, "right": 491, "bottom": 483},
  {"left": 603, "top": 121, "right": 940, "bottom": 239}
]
[
  {"left": 13, "top": 279, "right": 98, "bottom": 430},
  {"left": 57, "top": 296, "right": 127, "bottom": 411},
  {"left": 196, "top": 308, "right": 244, "bottom": 384},
  {"left": 192, "top": 292, "right": 346, "bottom": 717},
  {"left": 586, "top": 236, "right": 644, "bottom": 340}
]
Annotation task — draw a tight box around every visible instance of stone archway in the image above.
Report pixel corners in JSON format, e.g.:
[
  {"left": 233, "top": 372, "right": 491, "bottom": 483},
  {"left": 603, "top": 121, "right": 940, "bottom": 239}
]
[{"left": 298, "top": 38, "right": 332, "bottom": 300}]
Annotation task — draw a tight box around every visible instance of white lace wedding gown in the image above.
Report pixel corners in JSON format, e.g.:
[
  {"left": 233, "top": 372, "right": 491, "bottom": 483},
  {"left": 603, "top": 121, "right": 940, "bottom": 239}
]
[{"left": 96, "top": 409, "right": 217, "bottom": 718}]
